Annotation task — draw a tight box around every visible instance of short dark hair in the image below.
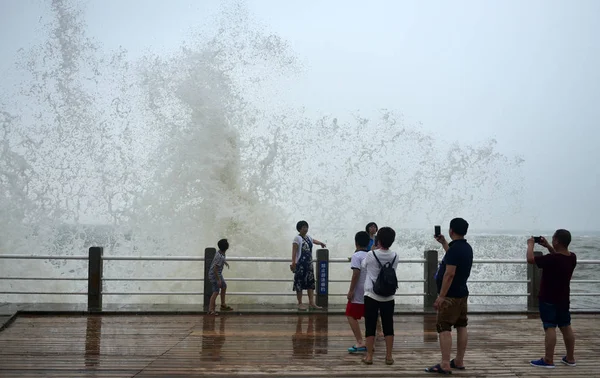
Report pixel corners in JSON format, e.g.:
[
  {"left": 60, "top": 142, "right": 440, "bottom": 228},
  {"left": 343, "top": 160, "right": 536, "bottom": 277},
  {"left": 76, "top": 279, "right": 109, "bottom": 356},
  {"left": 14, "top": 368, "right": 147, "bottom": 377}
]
[
  {"left": 553, "top": 229, "right": 571, "bottom": 247},
  {"left": 217, "top": 238, "right": 229, "bottom": 251},
  {"left": 296, "top": 220, "right": 308, "bottom": 232},
  {"left": 355, "top": 231, "right": 370, "bottom": 249},
  {"left": 376, "top": 227, "right": 396, "bottom": 249},
  {"left": 365, "top": 222, "right": 378, "bottom": 233},
  {"left": 450, "top": 218, "right": 469, "bottom": 236}
]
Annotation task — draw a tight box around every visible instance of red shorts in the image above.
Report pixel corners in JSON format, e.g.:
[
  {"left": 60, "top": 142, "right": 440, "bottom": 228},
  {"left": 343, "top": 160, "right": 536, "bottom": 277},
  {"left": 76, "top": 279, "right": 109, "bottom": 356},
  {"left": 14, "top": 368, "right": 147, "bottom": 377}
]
[{"left": 345, "top": 302, "right": 365, "bottom": 319}]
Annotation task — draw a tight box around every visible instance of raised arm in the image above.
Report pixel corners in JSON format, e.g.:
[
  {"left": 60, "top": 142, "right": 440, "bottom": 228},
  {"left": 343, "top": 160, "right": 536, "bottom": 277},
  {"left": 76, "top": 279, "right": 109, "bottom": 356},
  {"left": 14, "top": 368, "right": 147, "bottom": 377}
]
[
  {"left": 435, "top": 235, "right": 450, "bottom": 252},
  {"left": 312, "top": 238, "right": 326, "bottom": 248},
  {"left": 526, "top": 237, "right": 535, "bottom": 264}
]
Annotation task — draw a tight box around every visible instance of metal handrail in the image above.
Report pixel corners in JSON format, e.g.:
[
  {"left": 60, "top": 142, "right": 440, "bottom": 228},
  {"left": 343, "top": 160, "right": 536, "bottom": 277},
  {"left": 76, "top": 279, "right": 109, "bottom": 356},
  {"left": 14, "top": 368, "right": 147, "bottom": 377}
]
[
  {"left": 100, "top": 291, "right": 428, "bottom": 296},
  {"left": 0, "top": 291, "right": 86, "bottom": 295},
  {"left": 0, "top": 277, "right": 87, "bottom": 281},
  {"left": 0, "top": 255, "right": 88, "bottom": 260},
  {"left": 1, "top": 254, "right": 599, "bottom": 264}
]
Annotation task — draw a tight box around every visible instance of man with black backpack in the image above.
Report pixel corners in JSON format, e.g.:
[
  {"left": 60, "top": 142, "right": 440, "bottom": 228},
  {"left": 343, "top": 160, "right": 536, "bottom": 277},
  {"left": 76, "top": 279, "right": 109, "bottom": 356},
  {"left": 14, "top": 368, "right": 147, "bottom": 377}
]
[
  {"left": 360, "top": 226, "right": 398, "bottom": 365},
  {"left": 425, "top": 218, "right": 473, "bottom": 375}
]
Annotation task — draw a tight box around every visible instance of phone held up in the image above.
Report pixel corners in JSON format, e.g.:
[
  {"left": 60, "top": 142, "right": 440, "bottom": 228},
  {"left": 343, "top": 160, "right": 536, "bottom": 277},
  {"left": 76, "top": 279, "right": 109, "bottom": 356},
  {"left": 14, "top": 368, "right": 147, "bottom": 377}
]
[
  {"left": 533, "top": 236, "right": 542, "bottom": 244},
  {"left": 434, "top": 225, "right": 441, "bottom": 237}
]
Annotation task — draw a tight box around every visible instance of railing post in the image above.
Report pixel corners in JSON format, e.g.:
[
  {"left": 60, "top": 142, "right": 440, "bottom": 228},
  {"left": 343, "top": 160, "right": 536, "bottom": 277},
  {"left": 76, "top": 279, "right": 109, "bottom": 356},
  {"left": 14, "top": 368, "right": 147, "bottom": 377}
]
[
  {"left": 527, "top": 251, "right": 543, "bottom": 312},
  {"left": 424, "top": 250, "right": 439, "bottom": 310},
  {"left": 87, "top": 247, "right": 103, "bottom": 312},
  {"left": 203, "top": 247, "right": 216, "bottom": 311},
  {"left": 316, "top": 249, "right": 329, "bottom": 308}
]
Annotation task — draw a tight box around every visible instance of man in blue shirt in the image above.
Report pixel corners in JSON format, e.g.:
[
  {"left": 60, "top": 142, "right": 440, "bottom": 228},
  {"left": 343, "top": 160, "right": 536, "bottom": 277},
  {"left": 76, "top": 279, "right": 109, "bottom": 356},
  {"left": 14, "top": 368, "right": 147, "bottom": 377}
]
[{"left": 426, "top": 218, "right": 473, "bottom": 375}]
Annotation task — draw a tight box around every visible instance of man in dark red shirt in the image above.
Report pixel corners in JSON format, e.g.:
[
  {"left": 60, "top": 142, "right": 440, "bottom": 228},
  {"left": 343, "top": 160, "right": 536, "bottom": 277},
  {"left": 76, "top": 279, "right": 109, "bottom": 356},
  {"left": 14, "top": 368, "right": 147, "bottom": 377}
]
[{"left": 526, "top": 229, "right": 577, "bottom": 369}]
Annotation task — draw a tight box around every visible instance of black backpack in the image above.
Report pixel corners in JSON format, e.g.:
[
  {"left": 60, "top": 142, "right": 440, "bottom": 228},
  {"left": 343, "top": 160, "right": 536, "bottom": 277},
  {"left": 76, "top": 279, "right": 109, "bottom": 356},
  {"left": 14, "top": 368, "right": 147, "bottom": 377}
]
[{"left": 373, "top": 252, "right": 398, "bottom": 297}]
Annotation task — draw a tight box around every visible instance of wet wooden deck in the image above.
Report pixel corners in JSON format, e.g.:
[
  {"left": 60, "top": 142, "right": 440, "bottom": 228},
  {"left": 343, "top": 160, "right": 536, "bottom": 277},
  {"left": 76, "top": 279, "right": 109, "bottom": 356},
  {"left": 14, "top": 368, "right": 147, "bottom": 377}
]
[{"left": 0, "top": 313, "right": 598, "bottom": 377}]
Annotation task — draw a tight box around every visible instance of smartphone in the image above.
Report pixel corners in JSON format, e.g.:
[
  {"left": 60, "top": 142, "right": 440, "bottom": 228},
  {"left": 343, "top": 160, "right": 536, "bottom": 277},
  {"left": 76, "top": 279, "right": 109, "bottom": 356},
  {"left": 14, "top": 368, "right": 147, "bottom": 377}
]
[
  {"left": 533, "top": 236, "right": 542, "bottom": 243},
  {"left": 434, "top": 225, "right": 441, "bottom": 237}
]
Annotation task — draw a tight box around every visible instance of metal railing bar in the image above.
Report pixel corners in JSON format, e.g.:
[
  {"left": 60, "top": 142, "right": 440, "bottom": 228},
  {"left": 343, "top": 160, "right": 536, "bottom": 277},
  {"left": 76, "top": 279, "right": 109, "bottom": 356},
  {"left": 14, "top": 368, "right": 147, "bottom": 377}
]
[
  {"left": 102, "top": 256, "right": 205, "bottom": 262},
  {"left": 0, "top": 277, "right": 87, "bottom": 281},
  {"left": 100, "top": 278, "right": 426, "bottom": 283},
  {"left": 571, "top": 293, "right": 600, "bottom": 296},
  {"left": 571, "top": 280, "right": 600, "bottom": 284},
  {"left": 99, "top": 291, "right": 427, "bottom": 296},
  {"left": 469, "top": 280, "right": 529, "bottom": 283},
  {"left": 102, "top": 278, "right": 204, "bottom": 282},
  {"left": 0, "top": 255, "right": 88, "bottom": 260},
  {"left": 0, "top": 291, "right": 86, "bottom": 295},
  {"left": 468, "top": 293, "right": 528, "bottom": 297},
  {"left": 330, "top": 258, "right": 426, "bottom": 263}
]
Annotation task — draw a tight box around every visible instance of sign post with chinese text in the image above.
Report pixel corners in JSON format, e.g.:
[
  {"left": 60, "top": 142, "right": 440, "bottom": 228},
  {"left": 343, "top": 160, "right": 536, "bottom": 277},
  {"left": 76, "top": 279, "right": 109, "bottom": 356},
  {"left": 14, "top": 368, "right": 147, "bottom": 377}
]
[{"left": 316, "top": 249, "right": 329, "bottom": 307}]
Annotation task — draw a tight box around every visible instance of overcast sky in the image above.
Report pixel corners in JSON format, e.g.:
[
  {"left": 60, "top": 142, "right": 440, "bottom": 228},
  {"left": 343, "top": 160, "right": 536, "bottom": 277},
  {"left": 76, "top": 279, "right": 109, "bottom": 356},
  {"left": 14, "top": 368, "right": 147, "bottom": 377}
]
[{"left": 1, "top": 0, "right": 599, "bottom": 232}]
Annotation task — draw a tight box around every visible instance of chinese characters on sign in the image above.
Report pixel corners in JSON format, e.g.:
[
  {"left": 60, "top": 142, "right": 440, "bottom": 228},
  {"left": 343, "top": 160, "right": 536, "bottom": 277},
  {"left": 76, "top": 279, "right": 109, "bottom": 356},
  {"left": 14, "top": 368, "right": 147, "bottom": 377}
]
[{"left": 318, "top": 261, "right": 328, "bottom": 295}]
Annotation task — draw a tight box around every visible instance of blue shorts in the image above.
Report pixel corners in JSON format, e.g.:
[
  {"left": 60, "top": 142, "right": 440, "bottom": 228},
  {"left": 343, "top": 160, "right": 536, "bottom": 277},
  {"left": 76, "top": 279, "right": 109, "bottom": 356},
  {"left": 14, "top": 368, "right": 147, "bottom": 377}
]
[
  {"left": 539, "top": 301, "right": 571, "bottom": 329},
  {"left": 210, "top": 277, "right": 226, "bottom": 293}
]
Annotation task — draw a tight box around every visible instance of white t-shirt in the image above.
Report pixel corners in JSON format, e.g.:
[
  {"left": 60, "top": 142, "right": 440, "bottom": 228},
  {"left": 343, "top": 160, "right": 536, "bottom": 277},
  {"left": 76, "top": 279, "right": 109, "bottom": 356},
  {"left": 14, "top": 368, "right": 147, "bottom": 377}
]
[
  {"left": 293, "top": 234, "right": 313, "bottom": 264},
  {"left": 362, "top": 249, "right": 399, "bottom": 302},
  {"left": 349, "top": 250, "right": 369, "bottom": 304}
]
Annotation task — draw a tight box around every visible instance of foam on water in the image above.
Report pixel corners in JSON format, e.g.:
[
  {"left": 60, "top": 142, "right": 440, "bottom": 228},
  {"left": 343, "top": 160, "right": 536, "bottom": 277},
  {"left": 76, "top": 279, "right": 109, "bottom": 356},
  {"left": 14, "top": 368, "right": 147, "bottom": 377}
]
[{"left": 1, "top": 0, "right": 526, "bottom": 304}]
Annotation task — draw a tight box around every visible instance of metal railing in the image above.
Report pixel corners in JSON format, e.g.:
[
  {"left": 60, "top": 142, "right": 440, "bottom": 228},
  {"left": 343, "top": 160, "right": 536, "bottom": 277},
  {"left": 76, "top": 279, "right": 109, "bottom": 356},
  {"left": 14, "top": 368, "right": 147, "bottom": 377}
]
[{"left": 1, "top": 248, "right": 599, "bottom": 311}]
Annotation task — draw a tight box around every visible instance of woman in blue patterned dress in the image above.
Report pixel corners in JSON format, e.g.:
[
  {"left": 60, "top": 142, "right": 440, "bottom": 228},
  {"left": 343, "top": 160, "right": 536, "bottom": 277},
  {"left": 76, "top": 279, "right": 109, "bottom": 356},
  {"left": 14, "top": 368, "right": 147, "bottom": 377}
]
[{"left": 291, "top": 220, "right": 326, "bottom": 310}]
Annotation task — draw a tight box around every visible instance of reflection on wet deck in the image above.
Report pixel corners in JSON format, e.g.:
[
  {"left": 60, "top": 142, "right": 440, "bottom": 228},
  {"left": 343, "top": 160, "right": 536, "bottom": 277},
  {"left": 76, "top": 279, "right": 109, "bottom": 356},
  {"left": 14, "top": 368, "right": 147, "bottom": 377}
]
[{"left": 0, "top": 313, "right": 598, "bottom": 377}]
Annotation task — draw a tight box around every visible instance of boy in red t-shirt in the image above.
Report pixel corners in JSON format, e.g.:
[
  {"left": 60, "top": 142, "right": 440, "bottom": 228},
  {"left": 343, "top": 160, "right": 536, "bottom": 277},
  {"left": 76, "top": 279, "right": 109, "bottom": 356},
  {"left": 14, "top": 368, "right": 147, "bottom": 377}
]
[{"left": 526, "top": 229, "right": 577, "bottom": 369}]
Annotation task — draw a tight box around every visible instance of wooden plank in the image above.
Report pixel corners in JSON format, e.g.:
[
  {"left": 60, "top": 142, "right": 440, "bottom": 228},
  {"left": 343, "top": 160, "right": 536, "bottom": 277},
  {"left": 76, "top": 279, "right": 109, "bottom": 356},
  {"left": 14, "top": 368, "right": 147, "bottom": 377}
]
[{"left": 0, "top": 313, "right": 598, "bottom": 377}]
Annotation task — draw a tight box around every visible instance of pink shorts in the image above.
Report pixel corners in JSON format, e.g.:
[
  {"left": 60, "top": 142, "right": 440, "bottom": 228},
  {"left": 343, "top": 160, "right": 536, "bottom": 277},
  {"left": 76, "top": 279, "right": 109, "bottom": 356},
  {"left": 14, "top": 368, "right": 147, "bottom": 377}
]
[{"left": 345, "top": 301, "right": 365, "bottom": 319}]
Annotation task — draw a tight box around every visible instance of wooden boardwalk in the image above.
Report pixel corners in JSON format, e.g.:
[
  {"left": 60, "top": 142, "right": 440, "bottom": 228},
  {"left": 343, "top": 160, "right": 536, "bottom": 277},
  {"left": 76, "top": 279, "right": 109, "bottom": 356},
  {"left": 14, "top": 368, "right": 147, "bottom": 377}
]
[{"left": 0, "top": 313, "right": 598, "bottom": 377}]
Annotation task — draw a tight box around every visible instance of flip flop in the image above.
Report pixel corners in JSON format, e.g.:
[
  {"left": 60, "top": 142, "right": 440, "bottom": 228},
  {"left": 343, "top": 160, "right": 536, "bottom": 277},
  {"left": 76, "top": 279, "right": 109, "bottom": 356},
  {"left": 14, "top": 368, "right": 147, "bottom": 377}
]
[
  {"left": 361, "top": 357, "right": 373, "bottom": 365},
  {"left": 425, "top": 364, "right": 452, "bottom": 374},
  {"left": 347, "top": 345, "right": 367, "bottom": 353},
  {"left": 220, "top": 305, "right": 233, "bottom": 311},
  {"left": 450, "top": 359, "right": 465, "bottom": 370},
  {"left": 385, "top": 358, "right": 395, "bottom": 365},
  {"left": 308, "top": 305, "right": 323, "bottom": 310}
]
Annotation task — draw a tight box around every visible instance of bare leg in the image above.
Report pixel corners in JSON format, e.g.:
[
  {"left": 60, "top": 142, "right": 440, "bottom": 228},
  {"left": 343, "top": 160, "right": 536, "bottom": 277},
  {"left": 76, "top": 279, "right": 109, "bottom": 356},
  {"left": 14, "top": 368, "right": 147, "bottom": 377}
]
[
  {"left": 209, "top": 291, "right": 218, "bottom": 313},
  {"left": 544, "top": 327, "right": 557, "bottom": 364},
  {"left": 307, "top": 289, "right": 321, "bottom": 308},
  {"left": 296, "top": 290, "right": 303, "bottom": 304},
  {"left": 454, "top": 327, "right": 467, "bottom": 367},
  {"left": 347, "top": 316, "right": 365, "bottom": 347},
  {"left": 559, "top": 325, "right": 575, "bottom": 363},
  {"left": 385, "top": 335, "right": 394, "bottom": 361},
  {"left": 439, "top": 331, "right": 452, "bottom": 371},
  {"left": 220, "top": 287, "right": 227, "bottom": 307},
  {"left": 365, "top": 335, "right": 375, "bottom": 362}
]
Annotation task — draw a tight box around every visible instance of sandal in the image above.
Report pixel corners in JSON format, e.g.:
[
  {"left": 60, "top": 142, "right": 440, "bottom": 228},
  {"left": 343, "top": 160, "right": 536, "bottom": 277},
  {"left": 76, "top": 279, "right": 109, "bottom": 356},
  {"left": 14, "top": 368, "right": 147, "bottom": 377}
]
[
  {"left": 361, "top": 357, "right": 373, "bottom": 365},
  {"left": 347, "top": 345, "right": 367, "bottom": 353},
  {"left": 207, "top": 311, "right": 219, "bottom": 316},
  {"left": 450, "top": 359, "right": 465, "bottom": 370},
  {"left": 425, "top": 364, "right": 452, "bottom": 374},
  {"left": 385, "top": 358, "right": 395, "bottom": 365},
  {"left": 220, "top": 305, "right": 233, "bottom": 311},
  {"left": 308, "top": 304, "right": 323, "bottom": 310}
]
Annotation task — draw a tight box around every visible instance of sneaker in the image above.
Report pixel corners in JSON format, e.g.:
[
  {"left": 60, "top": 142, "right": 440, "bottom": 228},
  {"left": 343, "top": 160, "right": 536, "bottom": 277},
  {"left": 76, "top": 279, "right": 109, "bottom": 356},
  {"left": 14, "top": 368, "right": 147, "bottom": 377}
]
[
  {"left": 530, "top": 358, "right": 555, "bottom": 368},
  {"left": 561, "top": 356, "right": 576, "bottom": 367}
]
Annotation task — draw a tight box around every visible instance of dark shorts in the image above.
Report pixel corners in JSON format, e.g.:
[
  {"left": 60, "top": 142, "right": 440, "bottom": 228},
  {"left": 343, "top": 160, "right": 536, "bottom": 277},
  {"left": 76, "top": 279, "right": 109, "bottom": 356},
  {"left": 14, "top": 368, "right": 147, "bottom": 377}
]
[
  {"left": 210, "top": 277, "right": 226, "bottom": 293},
  {"left": 345, "top": 302, "right": 365, "bottom": 320},
  {"left": 436, "top": 296, "right": 468, "bottom": 333},
  {"left": 539, "top": 301, "right": 571, "bottom": 329}
]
